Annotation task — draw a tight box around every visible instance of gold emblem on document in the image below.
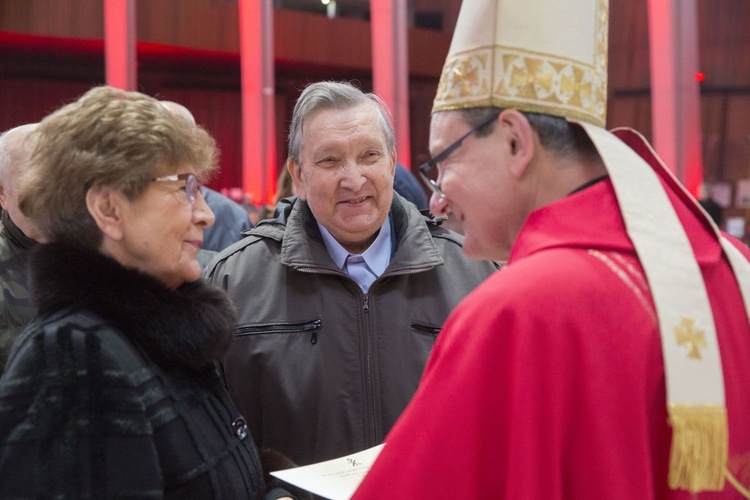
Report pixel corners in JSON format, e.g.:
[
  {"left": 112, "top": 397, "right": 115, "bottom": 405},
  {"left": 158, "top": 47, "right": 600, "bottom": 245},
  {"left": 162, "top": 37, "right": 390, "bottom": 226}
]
[{"left": 674, "top": 317, "right": 707, "bottom": 359}]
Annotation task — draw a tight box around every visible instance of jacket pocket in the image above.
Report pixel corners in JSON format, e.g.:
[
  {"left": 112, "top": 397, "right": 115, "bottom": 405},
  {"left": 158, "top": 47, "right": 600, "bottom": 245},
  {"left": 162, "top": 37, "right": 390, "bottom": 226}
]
[
  {"left": 410, "top": 322, "right": 441, "bottom": 338},
  {"left": 235, "top": 319, "right": 323, "bottom": 344}
]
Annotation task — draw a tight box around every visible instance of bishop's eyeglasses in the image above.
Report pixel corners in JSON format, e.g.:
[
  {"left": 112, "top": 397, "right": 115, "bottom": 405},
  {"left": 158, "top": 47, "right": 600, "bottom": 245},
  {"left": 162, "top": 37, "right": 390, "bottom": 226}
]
[{"left": 418, "top": 112, "right": 500, "bottom": 198}]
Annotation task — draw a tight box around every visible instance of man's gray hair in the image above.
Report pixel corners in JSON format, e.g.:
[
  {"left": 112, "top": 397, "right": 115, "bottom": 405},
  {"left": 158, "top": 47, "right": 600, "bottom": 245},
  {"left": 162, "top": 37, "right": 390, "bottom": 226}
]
[{"left": 287, "top": 81, "right": 396, "bottom": 162}]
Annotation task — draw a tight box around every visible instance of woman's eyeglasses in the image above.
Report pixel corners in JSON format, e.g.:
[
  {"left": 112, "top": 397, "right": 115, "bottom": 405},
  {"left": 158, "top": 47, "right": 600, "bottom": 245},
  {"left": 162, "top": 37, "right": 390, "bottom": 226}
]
[
  {"left": 152, "top": 173, "right": 200, "bottom": 204},
  {"left": 418, "top": 112, "right": 500, "bottom": 198}
]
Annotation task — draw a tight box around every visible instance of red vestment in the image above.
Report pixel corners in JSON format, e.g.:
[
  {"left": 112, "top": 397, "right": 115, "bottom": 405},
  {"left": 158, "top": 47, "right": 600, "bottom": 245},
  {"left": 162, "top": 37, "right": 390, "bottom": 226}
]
[{"left": 354, "top": 160, "right": 750, "bottom": 498}]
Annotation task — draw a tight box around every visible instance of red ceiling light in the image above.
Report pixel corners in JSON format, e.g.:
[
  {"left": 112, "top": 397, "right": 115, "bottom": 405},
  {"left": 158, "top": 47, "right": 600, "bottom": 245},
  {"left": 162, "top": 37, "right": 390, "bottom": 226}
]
[{"left": 694, "top": 71, "right": 705, "bottom": 82}]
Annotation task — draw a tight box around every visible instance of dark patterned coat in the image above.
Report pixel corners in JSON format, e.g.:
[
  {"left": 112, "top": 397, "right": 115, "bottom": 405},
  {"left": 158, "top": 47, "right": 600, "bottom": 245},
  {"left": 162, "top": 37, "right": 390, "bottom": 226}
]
[
  {"left": 0, "top": 243, "right": 267, "bottom": 499},
  {"left": 0, "top": 210, "right": 37, "bottom": 371}
]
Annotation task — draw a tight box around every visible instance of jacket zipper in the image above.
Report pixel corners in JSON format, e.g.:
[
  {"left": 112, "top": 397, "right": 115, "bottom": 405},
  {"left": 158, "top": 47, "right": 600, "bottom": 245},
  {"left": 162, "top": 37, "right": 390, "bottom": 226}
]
[
  {"left": 296, "top": 265, "right": 434, "bottom": 447},
  {"left": 362, "top": 292, "right": 378, "bottom": 448}
]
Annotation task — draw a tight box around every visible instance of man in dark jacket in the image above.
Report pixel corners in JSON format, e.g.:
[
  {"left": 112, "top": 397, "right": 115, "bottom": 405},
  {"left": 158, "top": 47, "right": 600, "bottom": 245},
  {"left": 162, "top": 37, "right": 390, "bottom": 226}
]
[
  {"left": 0, "top": 124, "right": 42, "bottom": 371},
  {"left": 203, "top": 81, "right": 498, "bottom": 466}
]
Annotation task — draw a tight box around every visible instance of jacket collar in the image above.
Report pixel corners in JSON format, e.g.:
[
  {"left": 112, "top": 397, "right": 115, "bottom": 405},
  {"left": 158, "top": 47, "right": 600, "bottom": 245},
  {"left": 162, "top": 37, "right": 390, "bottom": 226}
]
[
  {"left": 29, "top": 243, "right": 237, "bottom": 373},
  {"left": 262, "top": 195, "right": 445, "bottom": 273},
  {"left": 1, "top": 209, "right": 38, "bottom": 251}
]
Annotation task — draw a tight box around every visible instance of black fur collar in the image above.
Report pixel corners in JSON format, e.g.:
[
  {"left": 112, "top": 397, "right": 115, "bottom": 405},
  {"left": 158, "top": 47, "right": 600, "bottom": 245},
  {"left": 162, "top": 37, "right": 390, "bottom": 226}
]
[{"left": 29, "top": 243, "right": 237, "bottom": 373}]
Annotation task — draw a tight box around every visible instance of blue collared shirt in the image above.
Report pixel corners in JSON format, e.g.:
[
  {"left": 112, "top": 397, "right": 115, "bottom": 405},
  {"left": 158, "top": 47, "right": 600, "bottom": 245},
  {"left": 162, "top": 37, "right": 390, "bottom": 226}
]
[{"left": 318, "top": 216, "right": 392, "bottom": 290}]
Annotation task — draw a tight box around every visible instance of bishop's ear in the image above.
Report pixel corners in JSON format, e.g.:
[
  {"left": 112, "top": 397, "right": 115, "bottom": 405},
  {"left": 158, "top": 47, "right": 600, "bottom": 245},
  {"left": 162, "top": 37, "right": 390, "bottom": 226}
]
[
  {"left": 500, "top": 109, "right": 535, "bottom": 178},
  {"left": 86, "top": 184, "right": 125, "bottom": 241}
]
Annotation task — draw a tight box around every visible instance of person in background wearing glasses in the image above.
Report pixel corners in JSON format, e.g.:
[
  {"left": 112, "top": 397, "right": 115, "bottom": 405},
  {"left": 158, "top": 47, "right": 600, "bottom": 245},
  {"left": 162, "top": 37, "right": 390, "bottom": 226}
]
[
  {"left": 203, "top": 80, "right": 498, "bottom": 466},
  {"left": 354, "top": 0, "right": 750, "bottom": 498},
  {"left": 0, "top": 86, "right": 296, "bottom": 500}
]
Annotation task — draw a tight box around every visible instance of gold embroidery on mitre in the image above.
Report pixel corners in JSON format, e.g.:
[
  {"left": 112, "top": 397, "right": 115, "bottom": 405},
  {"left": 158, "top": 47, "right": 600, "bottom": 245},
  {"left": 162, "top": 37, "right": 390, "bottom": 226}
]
[
  {"left": 452, "top": 57, "right": 478, "bottom": 97},
  {"left": 674, "top": 317, "right": 707, "bottom": 359},
  {"left": 558, "top": 64, "right": 579, "bottom": 104},
  {"left": 432, "top": 0, "right": 609, "bottom": 127},
  {"left": 434, "top": 45, "right": 607, "bottom": 126},
  {"left": 435, "top": 49, "right": 493, "bottom": 106}
]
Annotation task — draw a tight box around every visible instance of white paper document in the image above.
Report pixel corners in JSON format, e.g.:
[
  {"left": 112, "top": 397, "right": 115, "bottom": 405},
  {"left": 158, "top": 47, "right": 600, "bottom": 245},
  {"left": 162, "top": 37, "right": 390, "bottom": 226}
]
[{"left": 270, "top": 444, "right": 385, "bottom": 500}]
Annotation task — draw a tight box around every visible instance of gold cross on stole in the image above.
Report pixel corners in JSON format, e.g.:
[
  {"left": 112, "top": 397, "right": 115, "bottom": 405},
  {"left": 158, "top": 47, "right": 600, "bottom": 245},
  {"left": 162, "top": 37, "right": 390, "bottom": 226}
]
[{"left": 674, "top": 317, "right": 707, "bottom": 360}]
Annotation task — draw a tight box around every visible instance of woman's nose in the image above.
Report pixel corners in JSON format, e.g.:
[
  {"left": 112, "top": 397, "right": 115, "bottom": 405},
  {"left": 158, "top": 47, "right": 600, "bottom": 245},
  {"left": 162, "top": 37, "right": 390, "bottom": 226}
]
[{"left": 194, "top": 189, "right": 216, "bottom": 228}]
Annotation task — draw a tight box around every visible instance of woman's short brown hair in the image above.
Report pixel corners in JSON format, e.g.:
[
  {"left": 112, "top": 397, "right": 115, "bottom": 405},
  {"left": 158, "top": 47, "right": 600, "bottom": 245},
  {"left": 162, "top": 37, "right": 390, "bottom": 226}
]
[{"left": 19, "top": 86, "right": 218, "bottom": 249}]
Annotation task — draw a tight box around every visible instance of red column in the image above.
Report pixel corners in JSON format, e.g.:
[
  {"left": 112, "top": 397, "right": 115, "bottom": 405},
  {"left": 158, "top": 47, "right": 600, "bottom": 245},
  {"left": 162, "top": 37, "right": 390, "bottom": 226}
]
[
  {"left": 239, "top": 0, "right": 277, "bottom": 206},
  {"left": 104, "top": 0, "right": 136, "bottom": 91},
  {"left": 647, "top": 0, "right": 703, "bottom": 195},
  {"left": 370, "top": 0, "right": 412, "bottom": 168}
]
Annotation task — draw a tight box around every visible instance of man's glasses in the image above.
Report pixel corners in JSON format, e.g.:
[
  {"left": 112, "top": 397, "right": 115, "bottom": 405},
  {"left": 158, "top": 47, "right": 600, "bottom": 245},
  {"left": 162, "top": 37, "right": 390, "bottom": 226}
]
[
  {"left": 419, "top": 112, "right": 500, "bottom": 198},
  {"left": 152, "top": 173, "right": 200, "bottom": 204}
]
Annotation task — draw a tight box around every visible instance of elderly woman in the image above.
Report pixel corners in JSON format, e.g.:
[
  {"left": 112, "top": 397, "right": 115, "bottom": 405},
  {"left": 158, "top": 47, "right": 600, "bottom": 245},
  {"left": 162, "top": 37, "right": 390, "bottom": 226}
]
[{"left": 0, "top": 86, "right": 291, "bottom": 499}]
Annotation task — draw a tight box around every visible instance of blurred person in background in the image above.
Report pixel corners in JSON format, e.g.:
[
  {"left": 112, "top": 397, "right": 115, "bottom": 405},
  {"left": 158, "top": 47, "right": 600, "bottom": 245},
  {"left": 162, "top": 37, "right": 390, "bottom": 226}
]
[
  {"left": 393, "top": 162, "right": 428, "bottom": 210},
  {"left": 159, "top": 101, "right": 253, "bottom": 255},
  {"left": 0, "top": 124, "right": 42, "bottom": 372},
  {"left": 698, "top": 180, "right": 724, "bottom": 228},
  {"left": 201, "top": 184, "right": 253, "bottom": 251}
]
